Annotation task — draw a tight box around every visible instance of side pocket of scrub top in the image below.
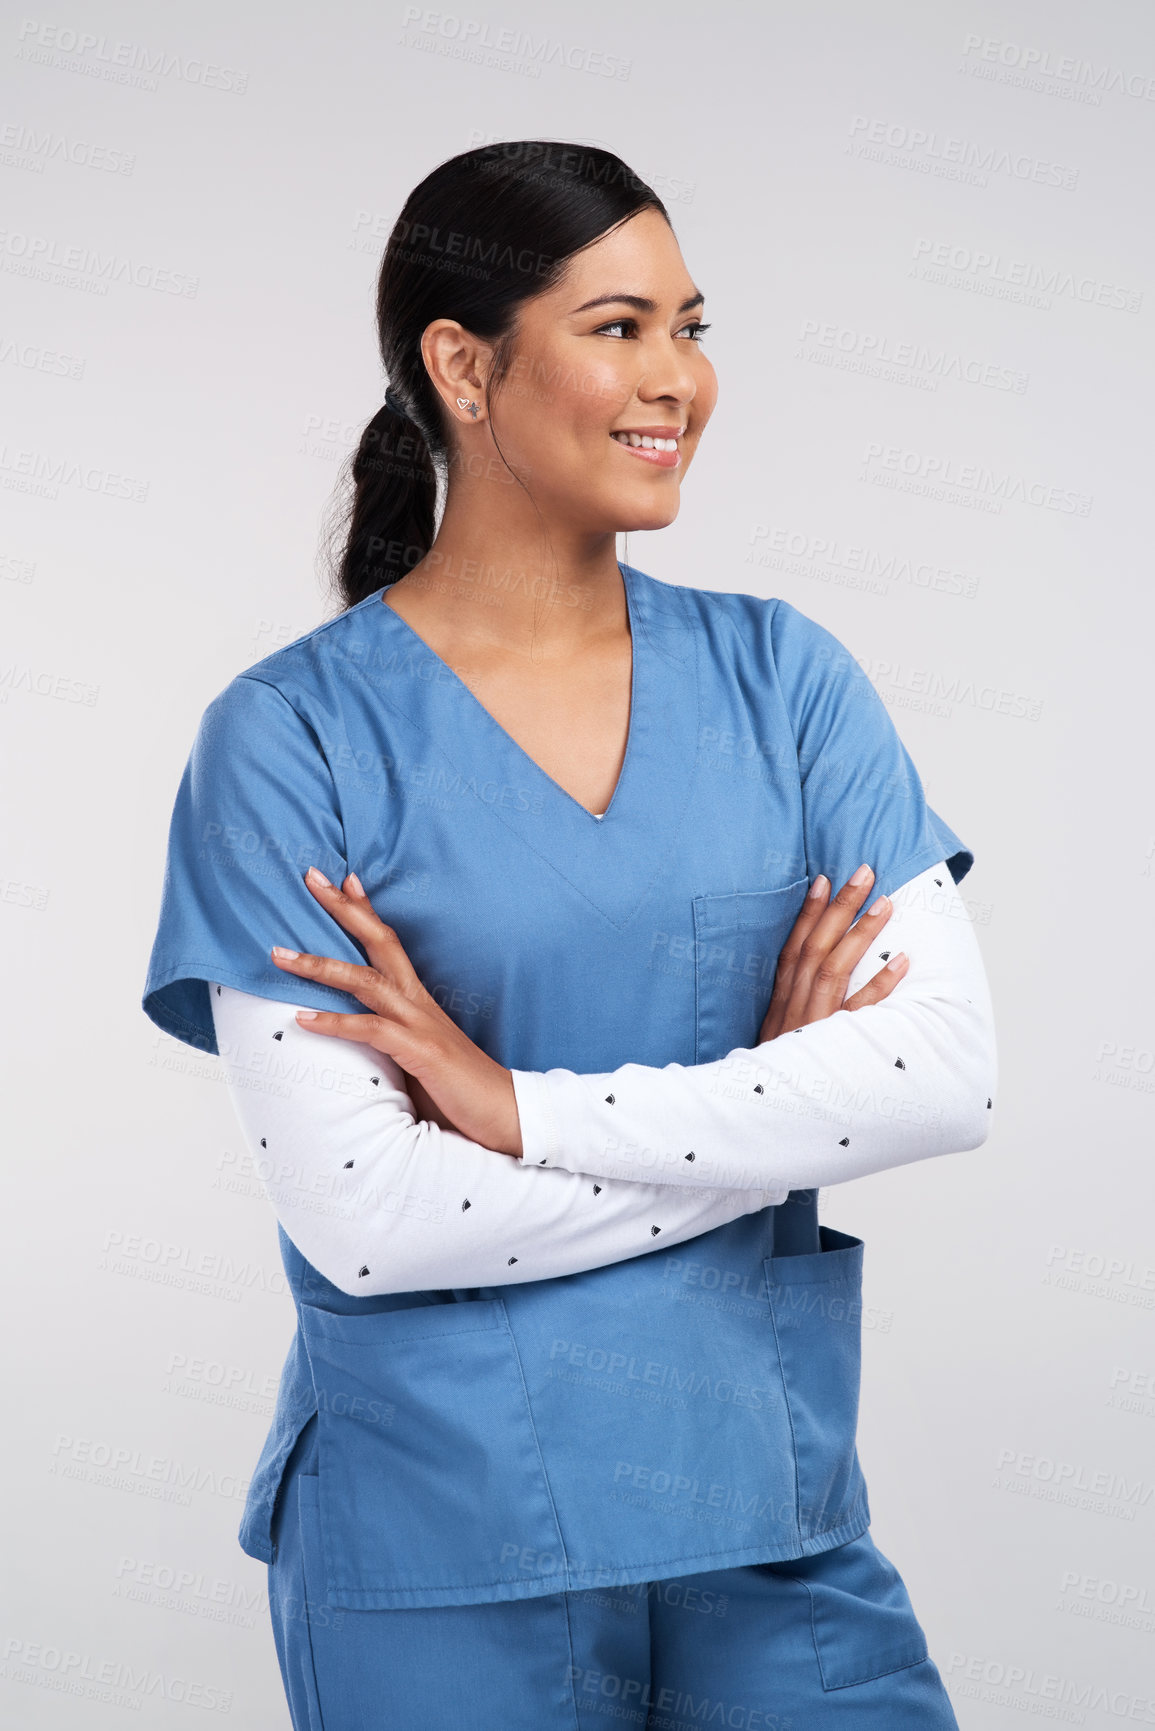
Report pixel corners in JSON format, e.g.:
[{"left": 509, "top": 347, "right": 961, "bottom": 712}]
[
  {"left": 762, "top": 1226, "right": 870, "bottom": 1542},
  {"left": 298, "top": 1296, "right": 567, "bottom": 1610},
  {"left": 692, "top": 878, "right": 810, "bottom": 1064}
]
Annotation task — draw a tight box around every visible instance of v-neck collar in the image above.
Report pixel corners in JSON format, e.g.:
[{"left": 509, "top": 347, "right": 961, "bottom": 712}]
[
  {"left": 380, "top": 561, "right": 641, "bottom": 825},
  {"left": 347, "top": 563, "right": 700, "bottom": 930}
]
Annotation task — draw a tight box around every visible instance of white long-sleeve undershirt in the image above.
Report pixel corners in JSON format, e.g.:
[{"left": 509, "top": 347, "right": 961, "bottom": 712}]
[
  {"left": 511, "top": 859, "right": 996, "bottom": 1190},
  {"left": 208, "top": 985, "right": 784, "bottom": 1299},
  {"left": 207, "top": 857, "right": 995, "bottom": 1298}
]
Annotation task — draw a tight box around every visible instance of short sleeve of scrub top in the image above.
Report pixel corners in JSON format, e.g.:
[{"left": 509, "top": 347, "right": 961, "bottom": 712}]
[
  {"left": 768, "top": 596, "right": 973, "bottom": 900},
  {"left": 142, "top": 674, "right": 367, "bottom": 1057}
]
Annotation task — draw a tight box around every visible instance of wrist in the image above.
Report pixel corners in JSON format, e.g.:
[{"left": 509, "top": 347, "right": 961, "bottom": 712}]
[{"left": 494, "top": 1067, "right": 523, "bottom": 1158}]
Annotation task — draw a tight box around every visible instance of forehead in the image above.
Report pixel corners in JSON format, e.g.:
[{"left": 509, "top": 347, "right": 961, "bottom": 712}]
[{"left": 536, "top": 209, "right": 695, "bottom": 311}]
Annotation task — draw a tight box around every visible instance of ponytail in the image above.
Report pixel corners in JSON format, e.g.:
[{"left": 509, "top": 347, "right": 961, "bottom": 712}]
[{"left": 331, "top": 400, "right": 437, "bottom": 606}]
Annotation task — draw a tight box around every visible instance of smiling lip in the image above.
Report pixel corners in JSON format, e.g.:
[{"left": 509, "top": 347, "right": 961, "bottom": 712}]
[{"left": 610, "top": 426, "right": 685, "bottom": 470}]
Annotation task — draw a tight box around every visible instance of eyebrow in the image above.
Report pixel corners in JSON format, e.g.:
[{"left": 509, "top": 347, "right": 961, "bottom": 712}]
[{"left": 568, "top": 290, "right": 705, "bottom": 316}]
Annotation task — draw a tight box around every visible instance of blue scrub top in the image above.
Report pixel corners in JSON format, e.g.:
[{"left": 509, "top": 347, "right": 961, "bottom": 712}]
[{"left": 142, "top": 563, "right": 971, "bottom": 1607}]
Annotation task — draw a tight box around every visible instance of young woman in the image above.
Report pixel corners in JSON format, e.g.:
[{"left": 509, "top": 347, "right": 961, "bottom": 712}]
[{"left": 143, "top": 141, "right": 996, "bottom": 1730}]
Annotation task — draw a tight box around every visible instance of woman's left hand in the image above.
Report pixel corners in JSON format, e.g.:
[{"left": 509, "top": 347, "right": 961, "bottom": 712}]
[{"left": 270, "top": 866, "right": 523, "bottom": 1158}]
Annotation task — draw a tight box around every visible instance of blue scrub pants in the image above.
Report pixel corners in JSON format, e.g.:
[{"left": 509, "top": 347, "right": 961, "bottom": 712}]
[{"left": 268, "top": 1418, "right": 958, "bottom": 1730}]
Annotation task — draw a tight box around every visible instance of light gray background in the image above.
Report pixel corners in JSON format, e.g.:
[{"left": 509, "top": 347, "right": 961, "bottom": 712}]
[{"left": 4, "top": 1, "right": 1153, "bottom": 1724}]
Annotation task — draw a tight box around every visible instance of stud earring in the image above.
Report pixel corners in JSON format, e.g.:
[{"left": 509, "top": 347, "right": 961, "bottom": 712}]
[{"left": 456, "top": 397, "right": 481, "bottom": 419}]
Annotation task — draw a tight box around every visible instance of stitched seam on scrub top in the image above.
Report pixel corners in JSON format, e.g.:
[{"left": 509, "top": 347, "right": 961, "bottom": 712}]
[
  {"left": 764, "top": 1293, "right": 803, "bottom": 1535},
  {"left": 500, "top": 1307, "right": 571, "bottom": 1576},
  {"left": 559, "top": 1593, "right": 584, "bottom": 1731},
  {"left": 149, "top": 994, "right": 209, "bottom": 1044},
  {"left": 151, "top": 963, "right": 361, "bottom": 1046},
  {"left": 310, "top": 1322, "right": 504, "bottom": 1346},
  {"left": 329, "top": 1517, "right": 874, "bottom": 1594}
]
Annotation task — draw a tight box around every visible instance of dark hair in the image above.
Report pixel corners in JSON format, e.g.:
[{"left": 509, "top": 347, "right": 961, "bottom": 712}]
[{"left": 325, "top": 141, "right": 669, "bottom": 611}]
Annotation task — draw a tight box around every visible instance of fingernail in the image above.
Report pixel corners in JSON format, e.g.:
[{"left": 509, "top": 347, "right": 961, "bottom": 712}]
[
  {"left": 296, "top": 1010, "right": 318, "bottom": 1021},
  {"left": 850, "top": 863, "right": 872, "bottom": 886},
  {"left": 272, "top": 946, "right": 299, "bottom": 960},
  {"left": 885, "top": 952, "right": 906, "bottom": 971},
  {"left": 346, "top": 871, "right": 366, "bottom": 898},
  {"left": 807, "top": 875, "right": 828, "bottom": 898},
  {"left": 867, "top": 895, "right": 890, "bottom": 915},
  {"left": 306, "top": 866, "right": 331, "bottom": 888}
]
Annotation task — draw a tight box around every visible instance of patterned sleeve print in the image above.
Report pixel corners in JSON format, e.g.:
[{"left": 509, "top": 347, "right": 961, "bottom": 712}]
[
  {"left": 207, "top": 985, "right": 788, "bottom": 1299},
  {"left": 511, "top": 859, "right": 997, "bottom": 1192}
]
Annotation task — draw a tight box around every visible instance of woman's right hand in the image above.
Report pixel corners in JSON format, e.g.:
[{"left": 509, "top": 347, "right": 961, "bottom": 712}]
[{"left": 758, "top": 865, "right": 908, "bottom": 1043}]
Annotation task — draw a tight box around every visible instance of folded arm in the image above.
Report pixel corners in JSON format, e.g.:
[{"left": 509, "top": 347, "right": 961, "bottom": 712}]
[
  {"left": 209, "top": 983, "right": 786, "bottom": 1298},
  {"left": 511, "top": 859, "right": 997, "bottom": 1191}
]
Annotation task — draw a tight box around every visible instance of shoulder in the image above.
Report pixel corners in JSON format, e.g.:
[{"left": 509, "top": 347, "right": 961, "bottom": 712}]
[
  {"left": 194, "top": 590, "right": 388, "bottom": 747},
  {"left": 228, "top": 588, "right": 386, "bottom": 703},
  {"left": 629, "top": 567, "right": 857, "bottom": 681},
  {"left": 632, "top": 565, "right": 780, "bottom": 629},
  {"left": 629, "top": 566, "right": 779, "bottom": 665}
]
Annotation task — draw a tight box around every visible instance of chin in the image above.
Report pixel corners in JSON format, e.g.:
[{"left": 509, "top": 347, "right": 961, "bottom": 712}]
[
  {"left": 595, "top": 486, "right": 681, "bottom": 534},
  {"left": 621, "top": 499, "right": 681, "bottom": 532}
]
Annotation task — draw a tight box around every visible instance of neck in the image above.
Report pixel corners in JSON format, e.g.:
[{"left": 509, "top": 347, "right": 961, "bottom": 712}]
[{"left": 389, "top": 486, "right": 629, "bottom": 660}]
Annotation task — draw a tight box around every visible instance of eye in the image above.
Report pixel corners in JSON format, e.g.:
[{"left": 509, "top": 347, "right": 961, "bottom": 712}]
[{"left": 593, "top": 317, "right": 713, "bottom": 341}]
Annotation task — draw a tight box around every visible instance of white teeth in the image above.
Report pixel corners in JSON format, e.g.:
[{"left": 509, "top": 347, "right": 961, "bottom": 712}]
[{"left": 612, "top": 432, "right": 679, "bottom": 451}]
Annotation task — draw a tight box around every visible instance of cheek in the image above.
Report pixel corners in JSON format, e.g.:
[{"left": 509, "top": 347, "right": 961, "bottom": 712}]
[
  {"left": 555, "top": 363, "right": 631, "bottom": 430},
  {"left": 692, "top": 357, "right": 719, "bottom": 416},
  {"left": 557, "top": 384, "right": 628, "bottom": 474},
  {"left": 532, "top": 335, "right": 631, "bottom": 420},
  {"left": 501, "top": 353, "right": 622, "bottom": 460}
]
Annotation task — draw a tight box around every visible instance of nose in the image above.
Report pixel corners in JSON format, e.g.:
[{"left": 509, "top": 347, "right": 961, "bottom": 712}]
[{"left": 636, "top": 334, "right": 701, "bottom": 411}]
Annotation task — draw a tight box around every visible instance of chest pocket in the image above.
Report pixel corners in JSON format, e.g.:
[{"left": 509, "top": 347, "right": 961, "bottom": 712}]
[{"left": 692, "top": 878, "right": 809, "bottom": 1064}]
